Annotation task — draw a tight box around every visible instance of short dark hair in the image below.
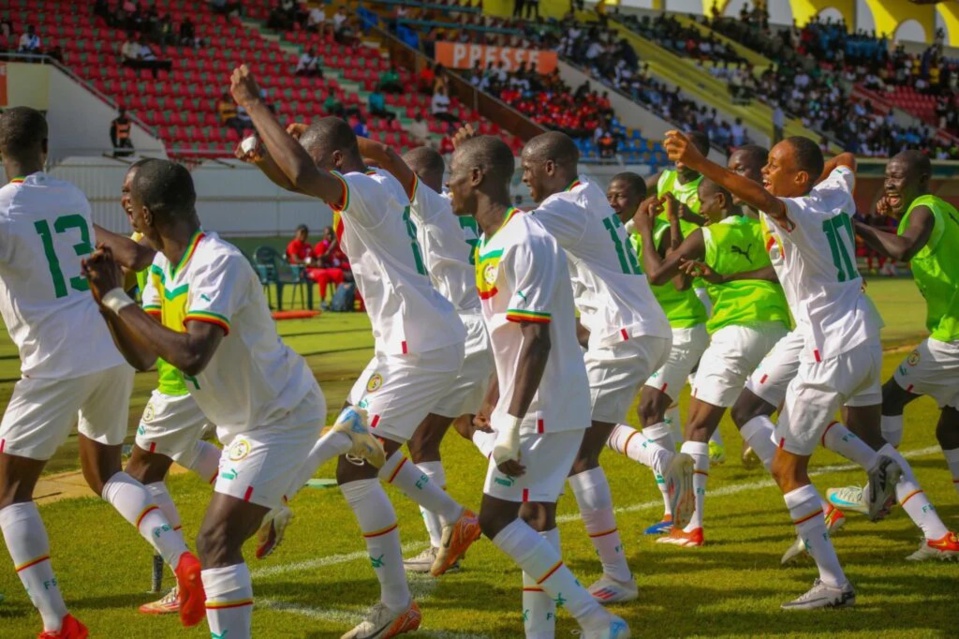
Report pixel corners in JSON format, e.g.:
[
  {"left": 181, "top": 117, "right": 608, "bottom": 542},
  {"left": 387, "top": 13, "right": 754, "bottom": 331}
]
[
  {"left": 732, "top": 144, "right": 768, "bottom": 167},
  {"left": 132, "top": 159, "right": 196, "bottom": 222},
  {"left": 403, "top": 146, "right": 445, "bottom": 178},
  {"left": 698, "top": 177, "right": 731, "bottom": 202},
  {"left": 456, "top": 135, "right": 515, "bottom": 184},
  {"left": 893, "top": 149, "right": 931, "bottom": 177},
  {"left": 523, "top": 131, "right": 580, "bottom": 169},
  {"left": 610, "top": 171, "right": 646, "bottom": 199},
  {"left": 688, "top": 131, "right": 711, "bottom": 156},
  {"left": 0, "top": 106, "right": 47, "bottom": 160},
  {"left": 785, "top": 136, "right": 824, "bottom": 182},
  {"left": 296, "top": 223, "right": 309, "bottom": 234},
  {"left": 299, "top": 116, "right": 359, "bottom": 158}
]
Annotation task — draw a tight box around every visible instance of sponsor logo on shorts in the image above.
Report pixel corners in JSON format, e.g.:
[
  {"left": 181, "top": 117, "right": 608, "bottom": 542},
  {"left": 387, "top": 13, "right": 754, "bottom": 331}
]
[
  {"left": 907, "top": 350, "right": 921, "bottom": 366},
  {"left": 221, "top": 467, "right": 238, "bottom": 481},
  {"left": 227, "top": 437, "right": 252, "bottom": 462},
  {"left": 494, "top": 476, "right": 515, "bottom": 487},
  {"left": 137, "top": 425, "right": 146, "bottom": 436},
  {"left": 143, "top": 401, "right": 155, "bottom": 422},
  {"left": 366, "top": 372, "right": 383, "bottom": 393}
]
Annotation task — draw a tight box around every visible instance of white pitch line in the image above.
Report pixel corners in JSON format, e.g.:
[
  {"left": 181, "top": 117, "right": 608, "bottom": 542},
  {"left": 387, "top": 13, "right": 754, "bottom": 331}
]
[{"left": 251, "top": 541, "right": 429, "bottom": 579}]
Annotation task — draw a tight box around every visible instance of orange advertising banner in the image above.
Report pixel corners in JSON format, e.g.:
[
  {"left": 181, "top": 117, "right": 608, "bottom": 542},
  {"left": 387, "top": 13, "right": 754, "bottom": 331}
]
[
  {"left": 0, "top": 63, "right": 7, "bottom": 107},
  {"left": 435, "top": 42, "right": 558, "bottom": 74}
]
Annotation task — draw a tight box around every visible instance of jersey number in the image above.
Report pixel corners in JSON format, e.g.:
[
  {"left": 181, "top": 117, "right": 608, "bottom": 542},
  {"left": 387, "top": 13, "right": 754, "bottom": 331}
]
[
  {"left": 34, "top": 215, "right": 93, "bottom": 298},
  {"left": 401, "top": 207, "right": 428, "bottom": 276},
  {"left": 822, "top": 214, "right": 857, "bottom": 282},
  {"left": 602, "top": 216, "right": 642, "bottom": 274}
]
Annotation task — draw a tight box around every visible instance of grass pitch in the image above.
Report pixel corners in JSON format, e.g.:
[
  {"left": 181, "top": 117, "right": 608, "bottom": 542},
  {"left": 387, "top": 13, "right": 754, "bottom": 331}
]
[{"left": 1, "top": 277, "right": 958, "bottom": 638}]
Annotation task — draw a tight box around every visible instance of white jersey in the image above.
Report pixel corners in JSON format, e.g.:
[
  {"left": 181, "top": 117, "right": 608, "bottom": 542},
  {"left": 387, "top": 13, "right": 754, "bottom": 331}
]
[
  {"left": 0, "top": 172, "right": 125, "bottom": 379},
  {"left": 533, "top": 177, "right": 671, "bottom": 348},
  {"left": 762, "top": 166, "right": 883, "bottom": 361},
  {"left": 409, "top": 178, "right": 480, "bottom": 314},
  {"left": 142, "top": 232, "right": 321, "bottom": 437},
  {"left": 476, "top": 208, "right": 590, "bottom": 434},
  {"left": 334, "top": 169, "right": 465, "bottom": 355}
]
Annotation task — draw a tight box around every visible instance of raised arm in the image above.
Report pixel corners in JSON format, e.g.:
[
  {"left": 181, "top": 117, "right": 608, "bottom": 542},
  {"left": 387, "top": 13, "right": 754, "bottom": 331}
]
[
  {"left": 664, "top": 130, "right": 787, "bottom": 221},
  {"left": 357, "top": 137, "right": 416, "bottom": 198},
  {"left": 854, "top": 202, "right": 934, "bottom": 262},
  {"left": 229, "top": 65, "right": 345, "bottom": 205},
  {"left": 633, "top": 196, "right": 706, "bottom": 286},
  {"left": 819, "top": 152, "right": 856, "bottom": 183}
]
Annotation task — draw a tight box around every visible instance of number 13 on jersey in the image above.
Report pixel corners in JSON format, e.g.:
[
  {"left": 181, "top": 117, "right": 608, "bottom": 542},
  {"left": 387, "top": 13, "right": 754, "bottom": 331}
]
[{"left": 35, "top": 214, "right": 93, "bottom": 298}]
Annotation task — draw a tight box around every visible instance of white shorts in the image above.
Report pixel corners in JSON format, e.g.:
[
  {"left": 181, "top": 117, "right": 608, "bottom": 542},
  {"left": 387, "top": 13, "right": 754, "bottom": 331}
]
[
  {"left": 431, "top": 313, "right": 493, "bottom": 418},
  {"left": 692, "top": 322, "right": 788, "bottom": 408},
  {"left": 775, "top": 342, "right": 883, "bottom": 456},
  {"left": 746, "top": 330, "right": 878, "bottom": 410},
  {"left": 483, "top": 428, "right": 584, "bottom": 503},
  {"left": 135, "top": 390, "right": 213, "bottom": 469},
  {"left": 587, "top": 335, "right": 671, "bottom": 423},
  {"left": 349, "top": 342, "right": 465, "bottom": 443},
  {"left": 644, "top": 324, "right": 710, "bottom": 402},
  {"left": 214, "top": 386, "right": 326, "bottom": 509},
  {"left": 0, "top": 364, "right": 134, "bottom": 461},
  {"left": 893, "top": 338, "right": 959, "bottom": 409}
]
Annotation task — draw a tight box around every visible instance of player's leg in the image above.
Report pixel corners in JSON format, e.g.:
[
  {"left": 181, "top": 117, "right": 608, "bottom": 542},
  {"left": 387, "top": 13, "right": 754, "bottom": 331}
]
[
  {"left": 204, "top": 395, "right": 325, "bottom": 638},
  {"left": 337, "top": 442, "right": 423, "bottom": 638},
  {"left": 479, "top": 429, "right": 627, "bottom": 637},
  {"left": 0, "top": 372, "right": 126, "bottom": 635},
  {"left": 660, "top": 323, "right": 787, "bottom": 547},
  {"left": 937, "top": 407, "right": 959, "bottom": 497},
  {"left": 517, "top": 502, "right": 560, "bottom": 639},
  {"left": 404, "top": 412, "right": 453, "bottom": 573},
  {"left": 404, "top": 319, "right": 491, "bottom": 572},
  {"left": 841, "top": 404, "right": 958, "bottom": 559}
]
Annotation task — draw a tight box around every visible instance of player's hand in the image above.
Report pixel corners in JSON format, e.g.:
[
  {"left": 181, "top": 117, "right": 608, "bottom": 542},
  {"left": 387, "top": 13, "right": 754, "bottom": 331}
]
[
  {"left": 82, "top": 246, "right": 124, "bottom": 303},
  {"left": 496, "top": 458, "right": 526, "bottom": 477},
  {"left": 633, "top": 195, "right": 661, "bottom": 232},
  {"left": 664, "top": 130, "right": 703, "bottom": 168},
  {"left": 680, "top": 259, "right": 723, "bottom": 284},
  {"left": 230, "top": 64, "right": 261, "bottom": 107},
  {"left": 472, "top": 412, "right": 494, "bottom": 433},
  {"left": 875, "top": 194, "right": 892, "bottom": 217},
  {"left": 234, "top": 136, "right": 262, "bottom": 163},
  {"left": 451, "top": 124, "right": 477, "bottom": 149},
  {"left": 663, "top": 192, "right": 680, "bottom": 222},
  {"left": 287, "top": 122, "right": 308, "bottom": 139},
  {"left": 492, "top": 418, "right": 525, "bottom": 477}
]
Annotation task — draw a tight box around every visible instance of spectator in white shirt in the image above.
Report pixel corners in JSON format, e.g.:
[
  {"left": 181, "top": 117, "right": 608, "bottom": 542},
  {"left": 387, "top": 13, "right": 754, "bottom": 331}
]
[
  {"left": 295, "top": 49, "right": 322, "bottom": 77},
  {"left": 431, "top": 86, "right": 458, "bottom": 124},
  {"left": 307, "top": 5, "right": 326, "bottom": 35},
  {"left": 730, "top": 117, "right": 745, "bottom": 146},
  {"left": 409, "top": 114, "right": 430, "bottom": 147},
  {"left": 120, "top": 32, "right": 140, "bottom": 62},
  {"left": 18, "top": 25, "right": 41, "bottom": 54}
]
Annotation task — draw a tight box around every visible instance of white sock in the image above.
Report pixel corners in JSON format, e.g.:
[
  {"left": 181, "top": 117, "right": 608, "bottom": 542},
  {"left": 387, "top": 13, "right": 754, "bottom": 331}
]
[
  {"left": 380, "top": 454, "right": 462, "bottom": 525},
  {"left": 821, "top": 422, "right": 880, "bottom": 471},
  {"left": 491, "top": 519, "right": 610, "bottom": 632},
  {"left": 568, "top": 468, "right": 631, "bottom": 583},
  {"left": 287, "top": 430, "right": 352, "bottom": 499},
  {"left": 881, "top": 414, "right": 904, "bottom": 447},
  {"left": 523, "top": 528, "right": 559, "bottom": 639},
  {"left": 341, "top": 478, "right": 411, "bottom": 611},
  {"left": 739, "top": 416, "right": 777, "bottom": 471},
  {"left": 416, "top": 461, "right": 446, "bottom": 548},
  {"left": 784, "top": 485, "right": 847, "bottom": 589},
  {"left": 943, "top": 447, "right": 959, "bottom": 495},
  {"left": 473, "top": 429, "right": 495, "bottom": 458},
  {"left": 0, "top": 503, "right": 68, "bottom": 632},
  {"left": 665, "top": 405, "right": 682, "bottom": 444},
  {"left": 682, "top": 441, "right": 709, "bottom": 531},
  {"left": 607, "top": 424, "right": 673, "bottom": 474},
  {"left": 185, "top": 440, "right": 222, "bottom": 484},
  {"left": 101, "top": 472, "right": 187, "bottom": 570},
  {"left": 709, "top": 428, "right": 724, "bottom": 447},
  {"left": 643, "top": 423, "right": 675, "bottom": 518},
  {"left": 202, "top": 564, "right": 253, "bottom": 639},
  {"left": 145, "top": 482, "right": 186, "bottom": 546},
  {"left": 879, "top": 444, "right": 949, "bottom": 540}
]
